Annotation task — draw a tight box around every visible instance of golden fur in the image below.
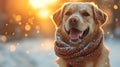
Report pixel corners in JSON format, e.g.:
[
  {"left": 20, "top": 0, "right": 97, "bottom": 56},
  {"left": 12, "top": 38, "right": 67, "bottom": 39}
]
[{"left": 51, "top": 2, "right": 110, "bottom": 67}]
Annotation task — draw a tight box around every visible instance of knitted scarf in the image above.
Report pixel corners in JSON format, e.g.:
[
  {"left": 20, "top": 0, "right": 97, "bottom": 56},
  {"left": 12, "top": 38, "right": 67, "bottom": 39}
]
[{"left": 54, "top": 29, "right": 103, "bottom": 66}]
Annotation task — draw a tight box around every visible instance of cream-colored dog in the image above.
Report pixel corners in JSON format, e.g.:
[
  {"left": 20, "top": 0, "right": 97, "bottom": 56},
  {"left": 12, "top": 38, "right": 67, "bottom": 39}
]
[{"left": 51, "top": 2, "right": 110, "bottom": 67}]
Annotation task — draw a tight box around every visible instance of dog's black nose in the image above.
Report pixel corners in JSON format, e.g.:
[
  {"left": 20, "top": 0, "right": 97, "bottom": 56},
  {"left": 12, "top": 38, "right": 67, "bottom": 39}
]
[
  {"left": 69, "top": 17, "right": 78, "bottom": 27},
  {"left": 69, "top": 17, "right": 78, "bottom": 24}
]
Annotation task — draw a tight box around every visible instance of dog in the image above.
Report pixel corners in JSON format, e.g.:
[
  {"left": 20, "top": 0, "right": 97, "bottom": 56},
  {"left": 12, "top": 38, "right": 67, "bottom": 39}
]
[{"left": 51, "top": 2, "right": 110, "bottom": 67}]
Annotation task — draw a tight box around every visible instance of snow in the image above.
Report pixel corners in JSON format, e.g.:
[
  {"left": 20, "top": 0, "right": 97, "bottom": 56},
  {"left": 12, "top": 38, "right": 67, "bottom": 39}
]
[
  {"left": 105, "top": 38, "right": 120, "bottom": 67},
  {"left": 0, "top": 37, "right": 119, "bottom": 67}
]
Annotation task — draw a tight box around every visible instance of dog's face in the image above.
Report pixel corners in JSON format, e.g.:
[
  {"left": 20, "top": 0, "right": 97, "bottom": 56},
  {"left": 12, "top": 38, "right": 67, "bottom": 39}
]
[{"left": 52, "top": 2, "right": 107, "bottom": 44}]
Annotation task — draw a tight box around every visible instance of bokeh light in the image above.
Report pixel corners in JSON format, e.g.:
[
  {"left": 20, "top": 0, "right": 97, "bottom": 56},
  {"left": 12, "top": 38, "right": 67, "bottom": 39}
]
[
  {"left": 6, "top": 24, "right": 8, "bottom": 26},
  {"left": 25, "top": 24, "right": 31, "bottom": 31},
  {"left": 18, "top": 22, "right": 22, "bottom": 25},
  {"left": 15, "top": 15, "right": 22, "bottom": 22},
  {"left": 1, "top": 36, "right": 7, "bottom": 42},
  {"left": 12, "top": 32, "right": 15, "bottom": 36},
  {"left": 114, "top": 4, "right": 118, "bottom": 10},
  {"left": 5, "top": 32, "right": 8, "bottom": 35}
]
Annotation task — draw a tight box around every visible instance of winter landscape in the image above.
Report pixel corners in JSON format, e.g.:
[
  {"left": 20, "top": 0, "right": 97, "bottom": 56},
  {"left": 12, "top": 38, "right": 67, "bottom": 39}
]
[
  {"left": 0, "top": 36, "right": 119, "bottom": 67},
  {"left": 0, "top": 0, "right": 120, "bottom": 67}
]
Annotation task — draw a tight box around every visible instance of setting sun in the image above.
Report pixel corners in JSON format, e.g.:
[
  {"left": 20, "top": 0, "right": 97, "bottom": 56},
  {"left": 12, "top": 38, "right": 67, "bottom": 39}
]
[
  {"left": 29, "top": 0, "right": 58, "bottom": 19},
  {"left": 30, "top": 0, "right": 57, "bottom": 8}
]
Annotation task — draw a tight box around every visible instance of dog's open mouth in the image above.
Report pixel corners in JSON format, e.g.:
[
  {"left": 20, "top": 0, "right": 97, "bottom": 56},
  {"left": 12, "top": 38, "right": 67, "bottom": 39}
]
[{"left": 65, "top": 27, "right": 89, "bottom": 41}]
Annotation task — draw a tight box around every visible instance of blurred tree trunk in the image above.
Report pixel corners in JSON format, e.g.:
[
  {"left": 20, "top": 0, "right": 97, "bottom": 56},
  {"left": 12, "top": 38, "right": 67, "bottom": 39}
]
[{"left": 0, "top": 0, "right": 7, "bottom": 13}]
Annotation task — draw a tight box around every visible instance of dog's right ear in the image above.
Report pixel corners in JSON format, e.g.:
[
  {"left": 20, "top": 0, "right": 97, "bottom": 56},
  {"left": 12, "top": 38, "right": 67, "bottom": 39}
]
[
  {"left": 91, "top": 3, "right": 107, "bottom": 26},
  {"left": 51, "top": 3, "right": 70, "bottom": 27},
  {"left": 51, "top": 9, "right": 62, "bottom": 27}
]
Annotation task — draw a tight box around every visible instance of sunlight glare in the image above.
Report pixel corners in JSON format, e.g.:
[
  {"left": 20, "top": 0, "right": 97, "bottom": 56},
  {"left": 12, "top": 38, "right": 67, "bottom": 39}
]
[
  {"left": 30, "top": 0, "right": 57, "bottom": 8},
  {"left": 38, "top": 10, "right": 50, "bottom": 19}
]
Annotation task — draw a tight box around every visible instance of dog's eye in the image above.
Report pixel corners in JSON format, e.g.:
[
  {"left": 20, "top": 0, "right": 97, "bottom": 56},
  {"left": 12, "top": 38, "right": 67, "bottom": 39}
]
[
  {"left": 82, "top": 12, "right": 90, "bottom": 16},
  {"left": 65, "top": 11, "right": 71, "bottom": 16}
]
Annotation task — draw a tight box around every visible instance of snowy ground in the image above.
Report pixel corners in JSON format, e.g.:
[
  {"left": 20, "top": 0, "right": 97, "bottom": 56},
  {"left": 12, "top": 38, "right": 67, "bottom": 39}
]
[{"left": 0, "top": 37, "right": 119, "bottom": 67}]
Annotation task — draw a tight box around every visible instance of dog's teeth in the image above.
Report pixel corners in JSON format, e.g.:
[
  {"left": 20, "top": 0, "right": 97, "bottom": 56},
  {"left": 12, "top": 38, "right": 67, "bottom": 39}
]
[{"left": 79, "top": 32, "right": 83, "bottom": 37}]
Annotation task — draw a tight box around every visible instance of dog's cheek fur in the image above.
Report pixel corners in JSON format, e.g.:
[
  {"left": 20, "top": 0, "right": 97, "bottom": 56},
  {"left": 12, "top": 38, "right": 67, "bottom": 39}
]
[
  {"left": 88, "top": 20, "right": 96, "bottom": 34},
  {"left": 61, "top": 15, "right": 70, "bottom": 32}
]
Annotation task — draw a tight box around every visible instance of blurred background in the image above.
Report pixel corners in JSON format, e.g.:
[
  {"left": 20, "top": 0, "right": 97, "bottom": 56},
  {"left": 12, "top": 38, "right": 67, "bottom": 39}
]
[{"left": 0, "top": 0, "right": 119, "bottom": 67}]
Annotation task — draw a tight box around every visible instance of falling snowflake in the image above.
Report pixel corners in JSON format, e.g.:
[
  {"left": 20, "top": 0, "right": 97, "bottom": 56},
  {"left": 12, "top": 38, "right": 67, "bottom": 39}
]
[
  {"left": 12, "top": 32, "right": 15, "bottom": 36},
  {"left": 18, "top": 22, "right": 22, "bottom": 25},
  {"left": 5, "top": 24, "right": 8, "bottom": 26},
  {"left": 17, "top": 43, "right": 20, "bottom": 46},
  {"left": 5, "top": 32, "right": 8, "bottom": 35},
  {"left": 107, "top": 32, "right": 110, "bottom": 35},
  {"left": 115, "top": 18, "right": 118, "bottom": 22},
  {"left": 25, "top": 33, "right": 28, "bottom": 37},
  {"left": 10, "top": 45, "right": 16, "bottom": 52},
  {"left": 26, "top": 50, "right": 30, "bottom": 54}
]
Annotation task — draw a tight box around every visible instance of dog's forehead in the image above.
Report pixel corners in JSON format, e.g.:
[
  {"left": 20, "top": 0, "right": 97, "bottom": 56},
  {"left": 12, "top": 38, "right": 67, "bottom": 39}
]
[{"left": 64, "top": 3, "right": 92, "bottom": 12}]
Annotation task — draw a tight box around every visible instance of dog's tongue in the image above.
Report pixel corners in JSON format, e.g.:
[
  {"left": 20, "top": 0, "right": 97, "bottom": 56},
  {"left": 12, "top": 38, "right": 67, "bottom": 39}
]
[{"left": 69, "top": 29, "right": 83, "bottom": 40}]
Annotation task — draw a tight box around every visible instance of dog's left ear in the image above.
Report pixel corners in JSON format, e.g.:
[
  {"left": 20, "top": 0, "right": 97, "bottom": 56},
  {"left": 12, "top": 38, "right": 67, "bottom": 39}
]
[
  {"left": 51, "top": 9, "right": 62, "bottom": 27},
  {"left": 91, "top": 4, "right": 107, "bottom": 26}
]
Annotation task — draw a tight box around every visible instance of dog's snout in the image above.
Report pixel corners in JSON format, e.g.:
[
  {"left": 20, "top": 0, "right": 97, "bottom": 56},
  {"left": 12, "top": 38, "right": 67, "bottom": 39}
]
[
  {"left": 69, "top": 17, "right": 79, "bottom": 27},
  {"left": 69, "top": 17, "right": 79, "bottom": 24}
]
